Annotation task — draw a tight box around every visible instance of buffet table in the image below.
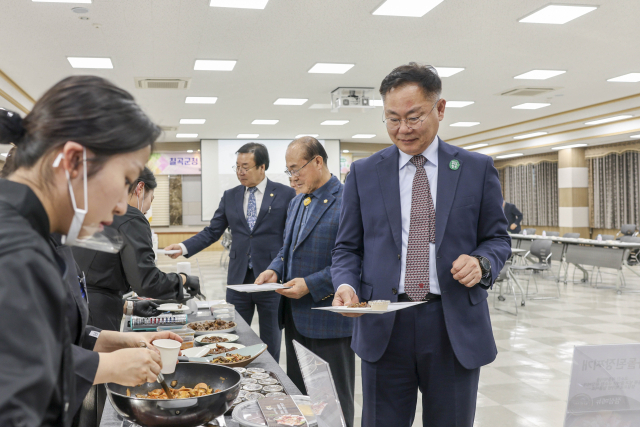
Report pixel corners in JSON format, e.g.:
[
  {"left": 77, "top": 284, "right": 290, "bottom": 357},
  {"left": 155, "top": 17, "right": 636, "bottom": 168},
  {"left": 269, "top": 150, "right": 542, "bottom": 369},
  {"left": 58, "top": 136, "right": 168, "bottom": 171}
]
[{"left": 99, "top": 308, "right": 300, "bottom": 427}]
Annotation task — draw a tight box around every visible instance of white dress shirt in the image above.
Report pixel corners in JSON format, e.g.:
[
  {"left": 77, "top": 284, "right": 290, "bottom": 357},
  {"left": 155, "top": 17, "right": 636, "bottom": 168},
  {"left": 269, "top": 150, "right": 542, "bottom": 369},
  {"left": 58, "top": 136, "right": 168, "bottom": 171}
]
[
  {"left": 179, "top": 177, "right": 267, "bottom": 255},
  {"left": 339, "top": 136, "right": 441, "bottom": 296}
]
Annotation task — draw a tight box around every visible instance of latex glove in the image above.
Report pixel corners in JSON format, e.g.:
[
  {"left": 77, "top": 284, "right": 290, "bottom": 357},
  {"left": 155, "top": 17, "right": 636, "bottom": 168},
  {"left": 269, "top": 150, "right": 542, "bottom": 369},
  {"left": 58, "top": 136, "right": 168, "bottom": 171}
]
[
  {"left": 184, "top": 275, "right": 201, "bottom": 296},
  {"left": 133, "top": 301, "right": 160, "bottom": 317}
]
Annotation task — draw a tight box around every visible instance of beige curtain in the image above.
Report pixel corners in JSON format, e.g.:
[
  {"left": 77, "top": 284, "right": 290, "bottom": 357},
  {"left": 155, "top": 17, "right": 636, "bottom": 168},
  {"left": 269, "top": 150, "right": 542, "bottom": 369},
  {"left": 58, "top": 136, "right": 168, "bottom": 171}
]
[
  {"left": 590, "top": 151, "right": 640, "bottom": 229},
  {"left": 499, "top": 161, "right": 558, "bottom": 226}
]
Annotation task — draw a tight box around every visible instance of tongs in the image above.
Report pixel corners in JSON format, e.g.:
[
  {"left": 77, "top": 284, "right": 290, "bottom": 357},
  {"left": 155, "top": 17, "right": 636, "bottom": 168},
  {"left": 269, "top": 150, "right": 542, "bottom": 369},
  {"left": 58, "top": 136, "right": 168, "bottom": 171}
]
[{"left": 138, "top": 341, "right": 174, "bottom": 399}]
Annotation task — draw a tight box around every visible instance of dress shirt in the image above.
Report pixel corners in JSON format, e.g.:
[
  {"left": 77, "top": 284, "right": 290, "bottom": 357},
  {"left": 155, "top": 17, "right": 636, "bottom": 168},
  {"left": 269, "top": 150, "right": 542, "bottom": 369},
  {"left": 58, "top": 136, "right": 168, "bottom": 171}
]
[
  {"left": 338, "top": 136, "right": 441, "bottom": 296},
  {"left": 180, "top": 177, "right": 267, "bottom": 255}
]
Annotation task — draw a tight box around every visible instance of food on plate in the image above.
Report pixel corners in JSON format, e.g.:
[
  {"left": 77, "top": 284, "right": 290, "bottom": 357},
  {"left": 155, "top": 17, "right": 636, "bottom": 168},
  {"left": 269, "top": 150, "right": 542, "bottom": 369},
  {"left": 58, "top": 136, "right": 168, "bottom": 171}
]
[
  {"left": 188, "top": 319, "right": 236, "bottom": 332},
  {"left": 206, "top": 344, "right": 238, "bottom": 355},
  {"left": 369, "top": 300, "right": 390, "bottom": 311},
  {"left": 200, "top": 335, "right": 230, "bottom": 344},
  {"left": 246, "top": 367, "right": 265, "bottom": 374},
  {"left": 134, "top": 383, "right": 221, "bottom": 399},
  {"left": 263, "top": 385, "right": 284, "bottom": 393},
  {"left": 274, "top": 414, "right": 307, "bottom": 426},
  {"left": 210, "top": 353, "right": 252, "bottom": 364},
  {"left": 347, "top": 302, "right": 370, "bottom": 308}
]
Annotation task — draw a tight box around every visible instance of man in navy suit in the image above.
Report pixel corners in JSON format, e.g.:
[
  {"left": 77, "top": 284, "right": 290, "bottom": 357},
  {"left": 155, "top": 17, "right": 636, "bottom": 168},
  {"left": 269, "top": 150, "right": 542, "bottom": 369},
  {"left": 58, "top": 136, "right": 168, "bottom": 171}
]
[
  {"left": 255, "top": 137, "right": 355, "bottom": 427},
  {"left": 166, "top": 143, "right": 295, "bottom": 361},
  {"left": 503, "top": 200, "right": 523, "bottom": 233},
  {"left": 331, "top": 63, "right": 511, "bottom": 426}
]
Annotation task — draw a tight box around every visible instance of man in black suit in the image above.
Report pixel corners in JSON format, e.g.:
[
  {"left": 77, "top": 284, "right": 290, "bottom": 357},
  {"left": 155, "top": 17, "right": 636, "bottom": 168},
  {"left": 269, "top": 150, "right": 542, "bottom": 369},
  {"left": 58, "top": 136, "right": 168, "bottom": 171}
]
[
  {"left": 166, "top": 143, "right": 296, "bottom": 361},
  {"left": 503, "top": 200, "right": 523, "bottom": 233}
]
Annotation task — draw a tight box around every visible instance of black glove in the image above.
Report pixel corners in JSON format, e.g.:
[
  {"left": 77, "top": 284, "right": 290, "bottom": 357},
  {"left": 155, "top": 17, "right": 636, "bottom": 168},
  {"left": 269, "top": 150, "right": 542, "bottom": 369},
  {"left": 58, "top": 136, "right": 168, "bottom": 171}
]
[
  {"left": 133, "top": 301, "right": 160, "bottom": 317},
  {"left": 183, "top": 275, "right": 201, "bottom": 297}
]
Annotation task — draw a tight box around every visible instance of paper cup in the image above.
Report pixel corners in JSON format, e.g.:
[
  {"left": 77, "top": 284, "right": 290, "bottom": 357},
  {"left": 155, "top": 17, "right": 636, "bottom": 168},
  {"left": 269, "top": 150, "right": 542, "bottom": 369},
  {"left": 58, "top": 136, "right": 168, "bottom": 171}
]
[
  {"left": 153, "top": 339, "right": 181, "bottom": 374},
  {"left": 176, "top": 262, "right": 191, "bottom": 276}
]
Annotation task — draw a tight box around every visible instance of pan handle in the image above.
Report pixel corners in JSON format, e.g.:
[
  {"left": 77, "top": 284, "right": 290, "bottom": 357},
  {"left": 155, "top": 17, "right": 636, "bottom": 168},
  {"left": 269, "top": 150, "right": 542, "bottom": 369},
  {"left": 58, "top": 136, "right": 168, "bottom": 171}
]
[{"left": 156, "top": 398, "right": 198, "bottom": 410}]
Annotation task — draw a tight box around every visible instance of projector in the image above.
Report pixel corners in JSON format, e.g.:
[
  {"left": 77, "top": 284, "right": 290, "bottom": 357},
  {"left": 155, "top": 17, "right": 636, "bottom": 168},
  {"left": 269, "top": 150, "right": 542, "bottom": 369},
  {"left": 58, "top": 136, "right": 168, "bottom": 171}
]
[{"left": 331, "top": 87, "right": 377, "bottom": 111}]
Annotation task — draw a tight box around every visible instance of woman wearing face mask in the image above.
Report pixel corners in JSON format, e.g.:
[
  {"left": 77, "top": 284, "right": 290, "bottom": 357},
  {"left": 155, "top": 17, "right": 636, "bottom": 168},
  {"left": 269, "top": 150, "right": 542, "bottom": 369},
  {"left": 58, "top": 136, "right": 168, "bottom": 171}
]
[
  {"left": 0, "top": 76, "right": 174, "bottom": 426},
  {"left": 72, "top": 167, "right": 201, "bottom": 331}
]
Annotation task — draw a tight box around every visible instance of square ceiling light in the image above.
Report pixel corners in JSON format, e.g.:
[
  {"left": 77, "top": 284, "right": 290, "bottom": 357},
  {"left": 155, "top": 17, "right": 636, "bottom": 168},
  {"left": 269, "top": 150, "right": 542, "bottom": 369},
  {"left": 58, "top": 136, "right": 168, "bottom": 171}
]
[
  {"left": 321, "top": 120, "right": 349, "bottom": 125},
  {"left": 608, "top": 73, "right": 640, "bottom": 83},
  {"left": 194, "top": 60, "right": 236, "bottom": 71},
  {"left": 519, "top": 5, "right": 597, "bottom": 24},
  {"left": 177, "top": 133, "right": 198, "bottom": 138},
  {"left": 295, "top": 134, "right": 319, "bottom": 138},
  {"left": 185, "top": 97, "right": 218, "bottom": 104},
  {"left": 464, "top": 143, "right": 488, "bottom": 149},
  {"left": 446, "top": 101, "right": 474, "bottom": 108},
  {"left": 67, "top": 57, "right": 113, "bottom": 69},
  {"left": 514, "top": 70, "right": 566, "bottom": 80},
  {"left": 512, "top": 103, "right": 551, "bottom": 110},
  {"left": 352, "top": 134, "right": 376, "bottom": 138},
  {"left": 496, "top": 153, "right": 524, "bottom": 159},
  {"left": 308, "top": 63, "right": 354, "bottom": 74},
  {"left": 434, "top": 67, "right": 464, "bottom": 77},
  {"left": 252, "top": 119, "right": 279, "bottom": 125},
  {"left": 372, "top": 0, "right": 445, "bottom": 17},
  {"left": 210, "top": 0, "right": 268, "bottom": 8},
  {"left": 450, "top": 122, "right": 479, "bottom": 127},
  {"left": 274, "top": 98, "right": 308, "bottom": 105},
  {"left": 237, "top": 134, "right": 259, "bottom": 138},
  {"left": 514, "top": 131, "right": 548, "bottom": 140},
  {"left": 585, "top": 115, "right": 632, "bottom": 125},
  {"left": 180, "top": 119, "right": 206, "bottom": 124}
]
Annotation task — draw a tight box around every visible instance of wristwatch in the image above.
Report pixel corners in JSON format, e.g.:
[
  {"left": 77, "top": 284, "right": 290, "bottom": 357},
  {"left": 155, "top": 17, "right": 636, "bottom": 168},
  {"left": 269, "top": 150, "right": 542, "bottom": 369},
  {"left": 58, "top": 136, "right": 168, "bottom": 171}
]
[{"left": 473, "top": 256, "right": 491, "bottom": 278}]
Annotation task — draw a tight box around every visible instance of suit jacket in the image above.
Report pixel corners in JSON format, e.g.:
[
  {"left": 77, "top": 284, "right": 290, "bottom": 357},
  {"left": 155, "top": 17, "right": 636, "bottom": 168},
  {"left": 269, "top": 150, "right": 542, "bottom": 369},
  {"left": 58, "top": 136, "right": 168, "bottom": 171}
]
[
  {"left": 331, "top": 140, "right": 511, "bottom": 368},
  {"left": 503, "top": 202, "right": 523, "bottom": 234},
  {"left": 268, "top": 176, "right": 353, "bottom": 339},
  {"left": 183, "top": 179, "right": 296, "bottom": 285}
]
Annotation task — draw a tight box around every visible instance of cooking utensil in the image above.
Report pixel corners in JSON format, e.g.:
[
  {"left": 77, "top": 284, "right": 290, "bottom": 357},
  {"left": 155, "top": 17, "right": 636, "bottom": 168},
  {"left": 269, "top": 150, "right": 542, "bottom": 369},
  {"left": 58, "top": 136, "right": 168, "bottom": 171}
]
[
  {"left": 106, "top": 362, "right": 241, "bottom": 427},
  {"left": 156, "top": 373, "right": 174, "bottom": 399}
]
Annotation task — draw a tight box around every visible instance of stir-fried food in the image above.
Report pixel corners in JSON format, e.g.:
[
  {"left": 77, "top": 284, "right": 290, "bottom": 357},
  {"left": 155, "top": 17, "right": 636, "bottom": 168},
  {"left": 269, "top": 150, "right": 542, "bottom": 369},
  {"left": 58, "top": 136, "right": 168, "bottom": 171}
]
[
  {"left": 347, "top": 302, "right": 369, "bottom": 308},
  {"left": 188, "top": 319, "right": 236, "bottom": 331},
  {"left": 211, "top": 353, "right": 252, "bottom": 364},
  {"left": 135, "top": 383, "right": 221, "bottom": 399},
  {"left": 206, "top": 344, "right": 238, "bottom": 356},
  {"left": 200, "top": 335, "right": 230, "bottom": 344}
]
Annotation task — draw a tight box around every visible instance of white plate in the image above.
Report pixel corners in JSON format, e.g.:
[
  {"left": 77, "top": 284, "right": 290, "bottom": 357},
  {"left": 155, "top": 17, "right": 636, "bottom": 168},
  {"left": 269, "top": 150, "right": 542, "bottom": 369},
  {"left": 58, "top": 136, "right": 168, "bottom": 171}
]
[
  {"left": 195, "top": 333, "right": 240, "bottom": 345},
  {"left": 157, "top": 303, "right": 190, "bottom": 313},
  {"left": 314, "top": 302, "right": 426, "bottom": 314},
  {"left": 155, "top": 249, "right": 182, "bottom": 255},
  {"left": 181, "top": 347, "right": 210, "bottom": 358}
]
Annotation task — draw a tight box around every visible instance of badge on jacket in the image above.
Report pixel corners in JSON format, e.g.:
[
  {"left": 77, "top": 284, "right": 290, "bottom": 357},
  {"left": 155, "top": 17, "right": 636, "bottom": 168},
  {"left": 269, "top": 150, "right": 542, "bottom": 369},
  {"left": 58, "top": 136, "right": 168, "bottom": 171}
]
[{"left": 449, "top": 159, "right": 460, "bottom": 170}]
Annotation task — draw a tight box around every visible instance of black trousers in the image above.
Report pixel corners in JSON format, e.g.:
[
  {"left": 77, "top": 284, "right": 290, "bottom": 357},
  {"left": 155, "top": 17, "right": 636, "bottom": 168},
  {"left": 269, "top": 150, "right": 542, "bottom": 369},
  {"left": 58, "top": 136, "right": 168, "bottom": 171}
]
[
  {"left": 283, "top": 298, "right": 355, "bottom": 427},
  {"left": 86, "top": 290, "right": 123, "bottom": 331}
]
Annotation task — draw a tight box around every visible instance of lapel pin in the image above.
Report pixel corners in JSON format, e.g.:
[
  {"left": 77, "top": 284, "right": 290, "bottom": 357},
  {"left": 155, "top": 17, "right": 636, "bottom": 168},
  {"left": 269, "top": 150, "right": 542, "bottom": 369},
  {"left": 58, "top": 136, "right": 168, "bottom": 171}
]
[
  {"left": 304, "top": 197, "right": 312, "bottom": 206},
  {"left": 449, "top": 159, "right": 460, "bottom": 171},
  {"left": 324, "top": 199, "right": 328, "bottom": 204},
  {"left": 270, "top": 193, "right": 274, "bottom": 197}
]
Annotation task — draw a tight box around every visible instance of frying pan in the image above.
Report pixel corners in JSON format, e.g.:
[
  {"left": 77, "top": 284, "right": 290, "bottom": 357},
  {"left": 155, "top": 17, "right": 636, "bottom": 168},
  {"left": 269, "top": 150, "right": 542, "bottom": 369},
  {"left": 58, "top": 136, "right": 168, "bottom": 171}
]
[{"left": 105, "top": 363, "right": 241, "bottom": 427}]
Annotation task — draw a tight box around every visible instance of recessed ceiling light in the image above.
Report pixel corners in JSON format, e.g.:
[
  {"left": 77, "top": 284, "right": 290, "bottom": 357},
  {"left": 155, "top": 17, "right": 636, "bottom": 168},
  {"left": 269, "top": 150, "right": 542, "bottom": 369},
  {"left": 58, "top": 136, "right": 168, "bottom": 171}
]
[
  {"left": 209, "top": 0, "right": 268, "bottom": 9},
  {"left": 450, "top": 122, "right": 480, "bottom": 127},
  {"left": 446, "top": 101, "right": 474, "bottom": 108},
  {"left": 308, "top": 63, "right": 354, "bottom": 74},
  {"left": 33, "top": 0, "right": 91, "bottom": 3},
  {"left": 187, "top": 150, "right": 194, "bottom": 153},
  {"left": 352, "top": 134, "right": 376, "bottom": 138},
  {"left": 519, "top": 5, "right": 597, "bottom": 25},
  {"left": 177, "top": 134, "right": 198, "bottom": 138},
  {"left": 252, "top": 119, "right": 279, "bottom": 125},
  {"left": 512, "top": 103, "right": 551, "bottom": 110},
  {"left": 630, "top": 134, "right": 640, "bottom": 139},
  {"left": 514, "top": 131, "right": 548, "bottom": 140},
  {"left": 194, "top": 60, "right": 236, "bottom": 71},
  {"left": 552, "top": 143, "right": 588, "bottom": 150},
  {"left": 180, "top": 119, "right": 206, "bottom": 124},
  {"left": 237, "top": 134, "right": 259, "bottom": 138},
  {"left": 185, "top": 97, "right": 218, "bottom": 104},
  {"left": 434, "top": 67, "right": 464, "bottom": 77},
  {"left": 372, "top": 0, "right": 445, "bottom": 17},
  {"left": 0, "top": 153, "right": 7, "bottom": 157},
  {"left": 514, "top": 70, "right": 566, "bottom": 80},
  {"left": 274, "top": 98, "right": 308, "bottom": 106},
  {"left": 321, "top": 120, "right": 349, "bottom": 125},
  {"left": 608, "top": 73, "right": 640, "bottom": 83},
  {"left": 342, "top": 150, "right": 350, "bottom": 153},
  {"left": 463, "top": 143, "right": 488, "bottom": 150},
  {"left": 295, "top": 134, "right": 319, "bottom": 138},
  {"left": 585, "top": 115, "right": 633, "bottom": 125},
  {"left": 370, "top": 100, "right": 384, "bottom": 107},
  {"left": 496, "top": 153, "right": 524, "bottom": 159},
  {"left": 67, "top": 57, "right": 112, "bottom": 69},
  {"left": 309, "top": 104, "right": 332, "bottom": 109}
]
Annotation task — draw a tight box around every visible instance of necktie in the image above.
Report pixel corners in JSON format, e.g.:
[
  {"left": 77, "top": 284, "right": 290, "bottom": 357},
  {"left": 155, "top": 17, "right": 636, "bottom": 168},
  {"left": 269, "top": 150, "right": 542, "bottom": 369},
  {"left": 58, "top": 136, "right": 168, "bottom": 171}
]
[
  {"left": 404, "top": 155, "right": 436, "bottom": 301},
  {"left": 247, "top": 187, "right": 258, "bottom": 269}
]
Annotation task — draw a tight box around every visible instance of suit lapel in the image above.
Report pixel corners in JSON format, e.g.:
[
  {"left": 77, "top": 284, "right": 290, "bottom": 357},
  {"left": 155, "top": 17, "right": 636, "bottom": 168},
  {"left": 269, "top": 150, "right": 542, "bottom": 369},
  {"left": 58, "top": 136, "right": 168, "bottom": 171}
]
[
  {"left": 436, "top": 139, "right": 462, "bottom": 251},
  {"left": 376, "top": 147, "right": 402, "bottom": 253},
  {"left": 235, "top": 186, "right": 250, "bottom": 232},
  {"left": 294, "top": 193, "right": 335, "bottom": 250},
  {"left": 253, "top": 179, "right": 275, "bottom": 230}
]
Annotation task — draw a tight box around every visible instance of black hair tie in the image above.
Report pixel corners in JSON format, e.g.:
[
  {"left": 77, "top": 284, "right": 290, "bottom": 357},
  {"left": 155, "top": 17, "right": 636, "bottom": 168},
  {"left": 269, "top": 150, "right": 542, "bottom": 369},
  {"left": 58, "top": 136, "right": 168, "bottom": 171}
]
[{"left": 1, "top": 110, "right": 26, "bottom": 145}]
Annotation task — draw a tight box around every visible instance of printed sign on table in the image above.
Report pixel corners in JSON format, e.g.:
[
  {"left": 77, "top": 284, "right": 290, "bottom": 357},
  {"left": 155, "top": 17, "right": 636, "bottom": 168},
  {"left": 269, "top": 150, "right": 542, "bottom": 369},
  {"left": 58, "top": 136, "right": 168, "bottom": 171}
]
[{"left": 258, "top": 396, "right": 308, "bottom": 426}]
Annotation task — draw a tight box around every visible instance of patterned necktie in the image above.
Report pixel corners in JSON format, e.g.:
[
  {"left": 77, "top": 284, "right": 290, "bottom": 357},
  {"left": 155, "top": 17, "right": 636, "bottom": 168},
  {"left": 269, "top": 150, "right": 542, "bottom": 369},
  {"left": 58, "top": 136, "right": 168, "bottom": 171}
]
[
  {"left": 247, "top": 187, "right": 258, "bottom": 231},
  {"left": 404, "top": 155, "right": 436, "bottom": 301}
]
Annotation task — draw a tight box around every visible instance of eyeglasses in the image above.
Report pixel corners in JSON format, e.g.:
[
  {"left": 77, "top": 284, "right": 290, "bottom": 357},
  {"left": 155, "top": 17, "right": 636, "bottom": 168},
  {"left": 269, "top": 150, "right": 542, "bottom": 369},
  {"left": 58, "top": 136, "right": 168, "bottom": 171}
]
[
  {"left": 383, "top": 99, "right": 440, "bottom": 130},
  {"left": 284, "top": 156, "right": 316, "bottom": 177},
  {"left": 232, "top": 165, "right": 258, "bottom": 174}
]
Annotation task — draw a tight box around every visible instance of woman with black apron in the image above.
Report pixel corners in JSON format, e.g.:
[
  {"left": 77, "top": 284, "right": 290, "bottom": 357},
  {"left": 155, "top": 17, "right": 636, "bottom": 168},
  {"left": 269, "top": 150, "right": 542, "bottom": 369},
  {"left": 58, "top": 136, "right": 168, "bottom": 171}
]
[{"left": 0, "top": 76, "right": 174, "bottom": 426}]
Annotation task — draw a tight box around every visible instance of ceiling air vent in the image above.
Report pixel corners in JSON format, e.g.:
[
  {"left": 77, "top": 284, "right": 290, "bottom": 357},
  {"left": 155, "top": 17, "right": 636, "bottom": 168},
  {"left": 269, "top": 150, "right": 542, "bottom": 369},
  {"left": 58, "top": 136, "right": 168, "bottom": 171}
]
[
  {"left": 135, "top": 78, "right": 191, "bottom": 90},
  {"left": 159, "top": 126, "right": 178, "bottom": 132},
  {"left": 499, "top": 87, "right": 557, "bottom": 97}
]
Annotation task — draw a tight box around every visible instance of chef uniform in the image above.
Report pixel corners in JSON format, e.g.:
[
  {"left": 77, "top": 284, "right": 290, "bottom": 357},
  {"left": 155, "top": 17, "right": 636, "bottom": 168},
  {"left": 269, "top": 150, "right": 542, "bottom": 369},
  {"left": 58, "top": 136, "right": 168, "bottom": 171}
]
[
  {"left": 72, "top": 205, "right": 186, "bottom": 330},
  {"left": 0, "top": 179, "right": 74, "bottom": 427}
]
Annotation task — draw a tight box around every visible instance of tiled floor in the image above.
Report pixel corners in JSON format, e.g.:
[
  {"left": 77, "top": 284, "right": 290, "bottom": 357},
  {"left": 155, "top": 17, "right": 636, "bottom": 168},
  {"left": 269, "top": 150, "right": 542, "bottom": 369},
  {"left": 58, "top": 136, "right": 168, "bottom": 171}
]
[{"left": 156, "top": 252, "right": 640, "bottom": 426}]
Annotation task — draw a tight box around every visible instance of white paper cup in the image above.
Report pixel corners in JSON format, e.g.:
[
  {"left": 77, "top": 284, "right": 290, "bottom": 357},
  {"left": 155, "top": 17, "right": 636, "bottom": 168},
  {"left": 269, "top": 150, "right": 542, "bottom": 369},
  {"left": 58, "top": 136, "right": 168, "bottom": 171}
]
[
  {"left": 176, "top": 262, "right": 191, "bottom": 276},
  {"left": 153, "top": 339, "right": 181, "bottom": 374}
]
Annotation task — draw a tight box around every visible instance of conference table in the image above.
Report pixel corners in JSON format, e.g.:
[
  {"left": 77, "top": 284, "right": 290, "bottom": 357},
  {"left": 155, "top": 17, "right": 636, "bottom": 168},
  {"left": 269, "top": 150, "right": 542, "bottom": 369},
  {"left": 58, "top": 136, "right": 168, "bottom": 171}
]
[{"left": 510, "top": 234, "right": 640, "bottom": 293}]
